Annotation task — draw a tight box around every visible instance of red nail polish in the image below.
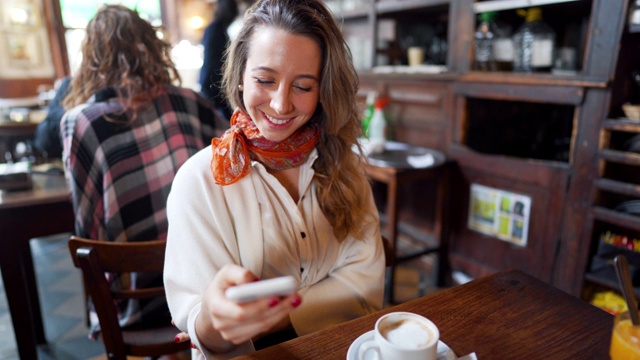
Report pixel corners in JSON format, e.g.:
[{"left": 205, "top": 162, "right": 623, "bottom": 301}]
[
  {"left": 190, "top": 343, "right": 196, "bottom": 349},
  {"left": 174, "top": 336, "right": 180, "bottom": 343},
  {"left": 268, "top": 298, "right": 279, "bottom": 307},
  {"left": 291, "top": 296, "right": 301, "bottom": 308}
]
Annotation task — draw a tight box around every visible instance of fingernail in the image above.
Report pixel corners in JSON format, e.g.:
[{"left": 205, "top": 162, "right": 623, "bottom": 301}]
[
  {"left": 291, "top": 295, "right": 301, "bottom": 308},
  {"left": 190, "top": 343, "right": 196, "bottom": 349},
  {"left": 268, "top": 298, "right": 280, "bottom": 307},
  {"left": 174, "top": 335, "right": 180, "bottom": 343}
]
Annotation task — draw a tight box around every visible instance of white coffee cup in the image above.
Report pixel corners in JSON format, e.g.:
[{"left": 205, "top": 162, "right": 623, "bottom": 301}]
[{"left": 357, "top": 312, "right": 439, "bottom": 360}]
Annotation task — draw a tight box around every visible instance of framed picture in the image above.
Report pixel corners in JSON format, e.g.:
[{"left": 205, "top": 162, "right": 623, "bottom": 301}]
[
  {"left": 5, "top": 31, "right": 43, "bottom": 68},
  {"left": 0, "top": 0, "right": 53, "bottom": 79},
  {"left": 0, "top": 0, "right": 41, "bottom": 28}
]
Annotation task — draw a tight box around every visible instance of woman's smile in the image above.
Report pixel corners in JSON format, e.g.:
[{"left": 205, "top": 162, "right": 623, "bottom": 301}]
[{"left": 263, "top": 111, "right": 295, "bottom": 126}]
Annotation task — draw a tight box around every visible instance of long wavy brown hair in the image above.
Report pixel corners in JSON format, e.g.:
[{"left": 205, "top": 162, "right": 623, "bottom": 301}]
[
  {"left": 63, "top": 5, "right": 181, "bottom": 117},
  {"left": 222, "top": 0, "right": 374, "bottom": 242}
]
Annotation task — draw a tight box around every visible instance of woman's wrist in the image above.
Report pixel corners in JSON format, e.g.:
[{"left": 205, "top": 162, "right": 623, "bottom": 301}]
[{"left": 194, "top": 304, "right": 238, "bottom": 354}]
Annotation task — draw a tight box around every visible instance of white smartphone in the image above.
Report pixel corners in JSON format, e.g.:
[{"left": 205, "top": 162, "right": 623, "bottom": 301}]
[{"left": 225, "top": 276, "right": 298, "bottom": 304}]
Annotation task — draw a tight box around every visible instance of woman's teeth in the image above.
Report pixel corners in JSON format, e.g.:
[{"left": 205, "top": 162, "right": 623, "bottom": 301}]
[{"left": 266, "top": 114, "right": 290, "bottom": 125}]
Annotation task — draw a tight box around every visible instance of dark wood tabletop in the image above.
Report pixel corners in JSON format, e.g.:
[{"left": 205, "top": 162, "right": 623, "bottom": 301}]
[
  {"left": 232, "top": 270, "right": 613, "bottom": 360},
  {"left": 0, "top": 172, "right": 73, "bottom": 360},
  {"left": 0, "top": 120, "right": 39, "bottom": 136}
]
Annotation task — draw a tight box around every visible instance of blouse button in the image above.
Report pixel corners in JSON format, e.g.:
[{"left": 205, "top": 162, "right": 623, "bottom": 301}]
[{"left": 301, "top": 232, "right": 307, "bottom": 239}]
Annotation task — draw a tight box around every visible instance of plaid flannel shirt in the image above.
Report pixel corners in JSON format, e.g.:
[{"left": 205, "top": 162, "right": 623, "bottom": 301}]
[{"left": 61, "top": 84, "right": 219, "bottom": 337}]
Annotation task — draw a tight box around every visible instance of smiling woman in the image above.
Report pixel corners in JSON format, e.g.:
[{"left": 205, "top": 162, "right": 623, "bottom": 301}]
[{"left": 163, "top": 0, "right": 386, "bottom": 358}]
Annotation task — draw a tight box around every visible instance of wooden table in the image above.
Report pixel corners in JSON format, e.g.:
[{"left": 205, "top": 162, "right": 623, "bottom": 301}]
[
  {"left": 0, "top": 121, "right": 39, "bottom": 136},
  {"left": 232, "top": 270, "right": 613, "bottom": 359},
  {"left": 0, "top": 172, "right": 73, "bottom": 360}
]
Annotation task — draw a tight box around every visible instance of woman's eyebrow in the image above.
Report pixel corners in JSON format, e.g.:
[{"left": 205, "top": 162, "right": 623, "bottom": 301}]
[
  {"left": 250, "top": 66, "right": 319, "bottom": 81},
  {"left": 297, "top": 74, "right": 319, "bottom": 82}
]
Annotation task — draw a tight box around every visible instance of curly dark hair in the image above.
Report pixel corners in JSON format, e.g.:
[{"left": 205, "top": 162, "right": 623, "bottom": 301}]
[{"left": 63, "top": 4, "right": 181, "bottom": 119}]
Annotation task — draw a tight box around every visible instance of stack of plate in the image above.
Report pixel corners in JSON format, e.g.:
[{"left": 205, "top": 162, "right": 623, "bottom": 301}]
[
  {"left": 623, "top": 134, "right": 640, "bottom": 153},
  {"left": 614, "top": 200, "right": 640, "bottom": 215}
]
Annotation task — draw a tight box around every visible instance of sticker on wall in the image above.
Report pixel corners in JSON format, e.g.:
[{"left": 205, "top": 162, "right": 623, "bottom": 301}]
[{"left": 467, "top": 183, "right": 531, "bottom": 247}]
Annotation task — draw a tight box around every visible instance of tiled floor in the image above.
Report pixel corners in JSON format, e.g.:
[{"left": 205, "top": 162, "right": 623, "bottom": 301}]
[{"left": 0, "top": 234, "right": 444, "bottom": 359}]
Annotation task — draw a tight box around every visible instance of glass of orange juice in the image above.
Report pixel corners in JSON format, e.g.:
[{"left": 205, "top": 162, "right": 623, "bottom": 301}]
[{"left": 610, "top": 311, "right": 640, "bottom": 360}]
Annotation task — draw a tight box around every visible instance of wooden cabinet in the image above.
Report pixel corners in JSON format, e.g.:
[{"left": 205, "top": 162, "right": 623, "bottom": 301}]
[
  {"left": 358, "top": 76, "right": 455, "bottom": 150},
  {"left": 341, "top": 0, "right": 633, "bottom": 297},
  {"left": 450, "top": 0, "right": 626, "bottom": 292},
  {"left": 582, "top": 23, "right": 640, "bottom": 299},
  {"left": 586, "top": 119, "right": 640, "bottom": 299},
  {"left": 330, "top": 0, "right": 452, "bottom": 71}
]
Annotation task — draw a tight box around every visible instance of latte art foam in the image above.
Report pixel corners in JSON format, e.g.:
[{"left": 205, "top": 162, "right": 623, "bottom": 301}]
[{"left": 380, "top": 319, "right": 435, "bottom": 348}]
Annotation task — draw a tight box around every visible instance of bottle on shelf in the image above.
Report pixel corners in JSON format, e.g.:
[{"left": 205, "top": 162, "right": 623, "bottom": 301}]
[
  {"left": 493, "top": 20, "right": 514, "bottom": 72},
  {"left": 368, "top": 97, "right": 389, "bottom": 148},
  {"left": 630, "top": 0, "right": 640, "bottom": 30},
  {"left": 473, "top": 11, "right": 497, "bottom": 71},
  {"left": 361, "top": 90, "right": 377, "bottom": 138},
  {"left": 512, "top": 7, "right": 555, "bottom": 73}
]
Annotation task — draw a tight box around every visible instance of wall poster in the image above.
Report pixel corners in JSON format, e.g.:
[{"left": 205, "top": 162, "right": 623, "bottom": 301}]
[{"left": 467, "top": 183, "right": 531, "bottom": 247}]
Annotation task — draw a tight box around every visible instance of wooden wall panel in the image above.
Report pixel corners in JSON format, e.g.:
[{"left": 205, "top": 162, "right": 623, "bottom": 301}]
[
  {"left": 447, "top": 145, "right": 570, "bottom": 283},
  {"left": 358, "top": 76, "right": 454, "bottom": 152}
]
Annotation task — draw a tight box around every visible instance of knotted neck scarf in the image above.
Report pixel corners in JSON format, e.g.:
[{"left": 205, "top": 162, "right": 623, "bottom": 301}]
[{"left": 210, "top": 109, "right": 321, "bottom": 185}]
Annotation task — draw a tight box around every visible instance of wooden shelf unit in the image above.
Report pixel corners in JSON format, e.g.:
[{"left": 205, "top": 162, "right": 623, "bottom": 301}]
[
  {"left": 337, "top": 0, "right": 636, "bottom": 298},
  {"left": 586, "top": 111, "right": 640, "bottom": 300}
]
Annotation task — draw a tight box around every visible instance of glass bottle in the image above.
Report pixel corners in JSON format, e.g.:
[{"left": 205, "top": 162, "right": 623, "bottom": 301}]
[
  {"left": 474, "top": 11, "right": 497, "bottom": 71},
  {"left": 630, "top": 0, "right": 640, "bottom": 29},
  {"left": 493, "top": 20, "right": 514, "bottom": 71},
  {"left": 512, "top": 7, "right": 555, "bottom": 73}
]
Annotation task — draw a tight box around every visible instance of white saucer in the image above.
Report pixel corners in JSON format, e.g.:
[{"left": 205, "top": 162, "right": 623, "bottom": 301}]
[{"left": 346, "top": 330, "right": 457, "bottom": 360}]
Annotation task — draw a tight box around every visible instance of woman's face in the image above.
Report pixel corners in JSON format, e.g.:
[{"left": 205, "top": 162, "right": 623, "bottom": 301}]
[{"left": 242, "top": 27, "right": 321, "bottom": 142}]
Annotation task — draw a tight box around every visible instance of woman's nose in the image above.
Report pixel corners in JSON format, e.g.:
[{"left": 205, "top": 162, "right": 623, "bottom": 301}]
[{"left": 270, "top": 86, "right": 293, "bottom": 114}]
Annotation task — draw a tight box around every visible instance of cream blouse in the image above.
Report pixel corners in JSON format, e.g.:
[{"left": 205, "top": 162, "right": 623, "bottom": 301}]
[{"left": 164, "top": 146, "right": 385, "bottom": 359}]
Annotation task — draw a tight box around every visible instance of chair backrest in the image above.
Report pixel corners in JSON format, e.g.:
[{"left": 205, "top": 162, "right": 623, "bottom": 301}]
[
  {"left": 68, "top": 236, "right": 189, "bottom": 359},
  {"left": 382, "top": 235, "right": 394, "bottom": 267}
]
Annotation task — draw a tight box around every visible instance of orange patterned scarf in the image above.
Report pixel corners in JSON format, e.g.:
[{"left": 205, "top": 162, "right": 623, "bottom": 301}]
[{"left": 210, "top": 109, "right": 321, "bottom": 185}]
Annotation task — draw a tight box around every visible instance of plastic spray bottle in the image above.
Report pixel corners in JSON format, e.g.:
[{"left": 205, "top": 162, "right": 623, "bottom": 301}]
[{"left": 368, "top": 97, "right": 389, "bottom": 149}]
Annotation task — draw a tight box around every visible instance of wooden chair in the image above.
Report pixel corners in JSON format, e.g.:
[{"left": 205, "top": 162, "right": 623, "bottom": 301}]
[
  {"left": 382, "top": 235, "right": 394, "bottom": 268},
  {"left": 68, "top": 236, "right": 190, "bottom": 360}
]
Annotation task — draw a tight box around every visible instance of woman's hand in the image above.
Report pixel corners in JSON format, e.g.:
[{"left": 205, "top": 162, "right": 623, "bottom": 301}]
[
  {"left": 174, "top": 330, "right": 191, "bottom": 344},
  {"left": 195, "top": 264, "right": 302, "bottom": 353}
]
